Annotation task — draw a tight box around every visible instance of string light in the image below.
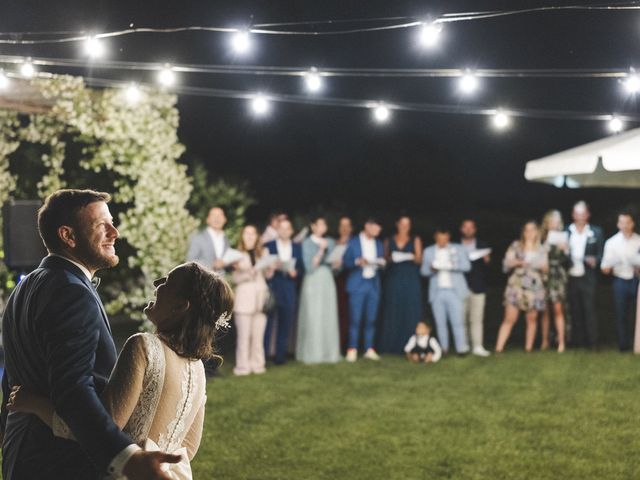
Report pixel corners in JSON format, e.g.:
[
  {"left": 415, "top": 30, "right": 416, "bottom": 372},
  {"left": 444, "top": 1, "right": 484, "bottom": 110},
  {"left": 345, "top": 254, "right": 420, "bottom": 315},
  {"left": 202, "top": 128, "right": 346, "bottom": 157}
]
[
  {"left": 458, "top": 70, "right": 479, "bottom": 95},
  {"left": 157, "top": 64, "right": 176, "bottom": 87},
  {"left": 622, "top": 71, "right": 640, "bottom": 94},
  {"left": 492, "top": 109, "right": 511, "bottom": 130},
  {"left": 417, "top": 22, "right": 442, "bottom": 49},
  {"left": 304, "top": 67, "right": 323, "bottom": 93},
  {"left": 608, "top": 115, "right": 623, "bottom": 133},
  {"left": 20, "top": 59, "right": 35, "bottom": 78},
  {"left": 373, "top": 103, "right": 391, "bottom": 123},
  {"left": 230, "top": 30, "right": 252, "bottom": 55},
  {"left": 250, "top": 93, "right": 271, "bottom": 116},
  {"left": 84, "top": 36, "right": 105, "bottom": 58},
  {"left": 125, "top": 83, "right": 142, "bottom": 104},
  {"left": 0, "top": 70, "right": 8, "bottom": 89}
]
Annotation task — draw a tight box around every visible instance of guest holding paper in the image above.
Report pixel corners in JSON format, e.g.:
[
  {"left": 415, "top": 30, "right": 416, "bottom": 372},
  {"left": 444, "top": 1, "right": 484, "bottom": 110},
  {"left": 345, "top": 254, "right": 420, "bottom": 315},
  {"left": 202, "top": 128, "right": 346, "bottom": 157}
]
[
  {"left": 263, "top": 219, "right": 304, "bottom": 365},
  {"left": 567, "top": 201, "right": 604, "bottom": 349},
  {"left": 421, "top": 226, "right": 471, "bottom": 355},
  {"left": 232, "top": 225, "right": 273, "bottom": 375},
  {"left": 335, "top": 216, "right": 353, "bottom": 351},
  {"left": 600, "top": 211, "right": 640, "bottom": 352},
  {"left": 540, "top": 210, "right": 570, "bottom": 353},
  {"left": 495, "top": 221, "right": 548, "bottom": 353},
  {"left": 344, "top": 217, "right": 386, "bottom": 362},
  {"left": 460, "top": 219, "right": 491, "bottom": 357},
  {"left": 186, "top": 206, "right": 230, "bottom": 274},
  {"left": 296, "top": 216, "right": 341, "bottom": 364},
  {"left": 379, "top": 216, "right": 423, "bottom": 354}
]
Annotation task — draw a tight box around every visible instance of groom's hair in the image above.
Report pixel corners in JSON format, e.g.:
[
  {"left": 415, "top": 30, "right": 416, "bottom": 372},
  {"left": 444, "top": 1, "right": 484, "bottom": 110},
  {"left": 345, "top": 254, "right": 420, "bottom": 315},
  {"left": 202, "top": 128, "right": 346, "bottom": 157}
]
[{"left": 38, "top": 189, "right": 111, "bottom": 253}]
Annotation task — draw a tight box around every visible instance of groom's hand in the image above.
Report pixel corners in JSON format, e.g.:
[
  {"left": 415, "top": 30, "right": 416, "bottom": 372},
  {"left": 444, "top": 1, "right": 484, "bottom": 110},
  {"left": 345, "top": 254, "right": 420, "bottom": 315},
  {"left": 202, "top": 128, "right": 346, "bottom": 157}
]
[{"left": 123, "top": 450, "right": 182, "bottom": 480}]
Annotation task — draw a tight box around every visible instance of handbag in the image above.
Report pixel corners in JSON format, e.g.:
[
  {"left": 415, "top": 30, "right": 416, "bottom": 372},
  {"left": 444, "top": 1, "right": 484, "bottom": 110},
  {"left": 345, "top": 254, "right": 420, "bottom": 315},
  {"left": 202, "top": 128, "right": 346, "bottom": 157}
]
[{"left": 262, "top": 286, "right": 277, "bottom": 314}]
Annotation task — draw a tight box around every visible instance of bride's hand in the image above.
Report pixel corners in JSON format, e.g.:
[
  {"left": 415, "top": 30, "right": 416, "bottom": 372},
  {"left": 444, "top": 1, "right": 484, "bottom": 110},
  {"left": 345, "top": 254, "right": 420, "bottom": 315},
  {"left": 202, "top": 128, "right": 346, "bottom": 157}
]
[{"left": 6, "top": 385, "right": 40, "bottom": 414}]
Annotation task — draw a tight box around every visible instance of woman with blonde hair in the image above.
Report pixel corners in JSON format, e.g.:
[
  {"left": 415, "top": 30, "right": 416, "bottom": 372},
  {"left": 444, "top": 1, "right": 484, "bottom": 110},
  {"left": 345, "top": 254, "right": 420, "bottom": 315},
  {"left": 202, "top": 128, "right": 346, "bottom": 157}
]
[
  {"left": 232, "top": 225, "right": 273, "bottom": 375},
  {"left": 495, "top": 221, "right": 549, "bottom": 352},
  {"left": 540, "top": 210, "right": 569, "bottom": 352}
]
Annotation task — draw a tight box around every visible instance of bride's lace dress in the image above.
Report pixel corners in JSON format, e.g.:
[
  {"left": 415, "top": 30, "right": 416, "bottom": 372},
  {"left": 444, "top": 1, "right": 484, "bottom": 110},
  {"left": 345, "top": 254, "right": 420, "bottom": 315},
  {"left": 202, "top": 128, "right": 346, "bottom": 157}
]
[{"left": 53, "top": 333, "right": 207, "bottom": 476}]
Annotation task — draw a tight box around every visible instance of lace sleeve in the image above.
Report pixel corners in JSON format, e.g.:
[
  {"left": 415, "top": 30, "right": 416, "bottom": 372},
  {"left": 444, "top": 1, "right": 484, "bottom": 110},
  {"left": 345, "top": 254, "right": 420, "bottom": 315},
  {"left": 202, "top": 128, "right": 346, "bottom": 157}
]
[
  {"left": 182, "top": 395, "right": 206, "bottom": 460},
  {"left": 101, "top": 333, "right": 148, "bottom": 430},
  {"left": 52, "top": 411, "right": 75, "bottom": 439}
]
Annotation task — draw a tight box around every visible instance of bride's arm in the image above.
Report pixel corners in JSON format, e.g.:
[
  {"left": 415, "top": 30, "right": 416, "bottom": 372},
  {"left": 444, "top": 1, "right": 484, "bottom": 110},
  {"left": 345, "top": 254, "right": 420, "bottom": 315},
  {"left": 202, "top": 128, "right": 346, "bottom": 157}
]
[
  {"left": 26, "top": 335, "right": 147, "bottom": 439},
  {"left": 182, "top": 395, "right": 206, "bottom": 460}
]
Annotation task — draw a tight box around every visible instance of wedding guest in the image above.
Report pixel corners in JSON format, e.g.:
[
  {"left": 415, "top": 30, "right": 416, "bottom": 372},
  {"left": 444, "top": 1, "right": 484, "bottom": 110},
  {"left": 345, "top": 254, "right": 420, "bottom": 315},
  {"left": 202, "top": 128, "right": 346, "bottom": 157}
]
[
  {"left": 186, "top": 206, "right": 230, "bottom": 274},
  {"left": 460, "top": 219, "right": 491, "bottom": 357},
  {"left": 495, "top": 221, "right": 548, "bottom": 352},
  {"left": 296, "top": 216, "right": 341, "bottom": 364},
  {"left": 379, "top": 216, "right": 423, "bottom": 354},
  {"left": 540, "top": 210, "right": 570, "bottom": 353},
  {"left": 261, "top": 211, "right": 288, "bottom": 244},
  {"left": 335, "top": 216, "right": 353, "bottom": 351},
  {"left": 600, "top": 211, "right": 640, "bottom": 352},
  {"left": 343, "top": 217, "right": 386, "bottom": 362},
  {"left": 263, "top": 219, "right": 304, "bottom": 365},
  {"left": 404, "top": 321, "right": 442, "bottom": 364},
  {"left": 567, "top": 201, "right": 604, "bottom": 349},
  {"left": 232, "top": 225, "right": 273, "bottom": 375},
  {"left": 421, "top": 227, "right": 471, "bottom": 355}
]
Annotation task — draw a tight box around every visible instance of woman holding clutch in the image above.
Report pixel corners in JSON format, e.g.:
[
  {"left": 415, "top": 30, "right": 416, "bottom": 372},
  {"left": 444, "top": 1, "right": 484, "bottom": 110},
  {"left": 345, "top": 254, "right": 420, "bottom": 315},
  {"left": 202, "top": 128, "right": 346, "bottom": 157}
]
[{"left": 232, "top": 225, "right": 273, "bottom": 375}]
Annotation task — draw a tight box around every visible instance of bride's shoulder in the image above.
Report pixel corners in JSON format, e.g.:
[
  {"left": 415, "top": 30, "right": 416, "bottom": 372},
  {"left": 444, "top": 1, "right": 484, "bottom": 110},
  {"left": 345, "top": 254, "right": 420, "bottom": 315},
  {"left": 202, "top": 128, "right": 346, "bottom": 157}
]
[{"left": 120, "top": 332, "right": 162, "bottom": 359}]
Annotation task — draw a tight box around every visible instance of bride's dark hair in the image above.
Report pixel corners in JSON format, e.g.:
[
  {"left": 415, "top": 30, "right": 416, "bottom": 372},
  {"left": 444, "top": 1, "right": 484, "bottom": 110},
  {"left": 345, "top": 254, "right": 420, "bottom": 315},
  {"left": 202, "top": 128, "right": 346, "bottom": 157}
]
[{"left": 164, "top": 262, "right": 234, "bottom": 360}]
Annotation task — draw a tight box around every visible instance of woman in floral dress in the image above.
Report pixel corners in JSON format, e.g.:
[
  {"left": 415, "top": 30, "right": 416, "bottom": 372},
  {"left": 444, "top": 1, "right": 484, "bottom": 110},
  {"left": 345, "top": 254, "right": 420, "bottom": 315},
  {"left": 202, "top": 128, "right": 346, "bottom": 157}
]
[
  {"left": 495, "top": 221, "right": 548, "bottom": 352},
  {"left": 540, "top": 210, "right": 569, "bottom": 352}
]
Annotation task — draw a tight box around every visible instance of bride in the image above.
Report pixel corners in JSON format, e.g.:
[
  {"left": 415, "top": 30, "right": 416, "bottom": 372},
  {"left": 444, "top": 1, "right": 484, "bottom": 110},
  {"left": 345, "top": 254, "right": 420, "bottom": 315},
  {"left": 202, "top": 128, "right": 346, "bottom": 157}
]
[{"left": 7, "top": 261, "right": 234, "bottom": 479}]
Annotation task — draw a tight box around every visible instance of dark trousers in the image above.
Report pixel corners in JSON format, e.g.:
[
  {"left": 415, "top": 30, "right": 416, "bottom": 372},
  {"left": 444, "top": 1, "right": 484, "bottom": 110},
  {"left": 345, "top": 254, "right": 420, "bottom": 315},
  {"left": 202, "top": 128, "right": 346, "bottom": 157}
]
[
  {"left": 568, "top": 273, "right": 598, "bottom": 348},
  {"left": 612, "top": 277, "right": 638, "bottom": 351},
  {"left": 264, "top": 297, "right": 297, "bottom": 364}
]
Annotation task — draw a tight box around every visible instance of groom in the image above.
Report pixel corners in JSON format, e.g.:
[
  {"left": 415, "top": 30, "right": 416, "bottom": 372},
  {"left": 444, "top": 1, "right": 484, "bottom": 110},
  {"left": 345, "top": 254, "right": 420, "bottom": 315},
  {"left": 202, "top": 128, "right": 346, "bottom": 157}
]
[{"left": 1, "top": 189, "right": 179, "bottom": 479}]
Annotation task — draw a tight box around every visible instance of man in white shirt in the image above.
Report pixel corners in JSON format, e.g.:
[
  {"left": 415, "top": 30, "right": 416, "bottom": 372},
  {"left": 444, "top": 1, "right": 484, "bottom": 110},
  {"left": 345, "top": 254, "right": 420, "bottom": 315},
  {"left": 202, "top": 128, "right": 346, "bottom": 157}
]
[
  {"left": 601, "top": 212, "right": 640, "bottom": 351},
  {"left": 186, "top": 206, "right": 230, "bottom": 274},
  {"left": 567, "top": 201, "right": 604, "bottom": 349}
]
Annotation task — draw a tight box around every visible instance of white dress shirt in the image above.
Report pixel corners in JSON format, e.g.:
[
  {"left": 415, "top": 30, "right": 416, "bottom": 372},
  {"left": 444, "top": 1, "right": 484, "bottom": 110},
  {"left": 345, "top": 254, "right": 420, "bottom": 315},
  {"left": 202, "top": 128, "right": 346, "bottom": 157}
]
[
  {"left": 601, "top": 231, "right": 640, "bottom": 280},
  {"left": 207, "top": 228, "right": 226, "bottom": 259},
  {"left": 434, "top": 246, "right": 453, "bottom": 288},
  {"left": 276, "top": 238, "right": 293, "bottom": 262},
  {"left": 49, "top": 255, "right": 140, "bottom": 477},
  {"left": 568, "top": 224, "right": 591, "bottom": 277},
  {"left": 359, "top": 233, "right": 377, "bottom": 279},
  {"left": 403, "top": 334, "right": 442, "bottom": 362}
]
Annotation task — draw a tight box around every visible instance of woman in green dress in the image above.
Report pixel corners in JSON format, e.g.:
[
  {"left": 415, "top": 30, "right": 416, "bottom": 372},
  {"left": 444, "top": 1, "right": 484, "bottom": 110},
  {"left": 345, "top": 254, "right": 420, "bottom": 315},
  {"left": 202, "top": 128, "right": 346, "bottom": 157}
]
[{"left": 296, "top": 216, "right": 341, "bottom": 364}]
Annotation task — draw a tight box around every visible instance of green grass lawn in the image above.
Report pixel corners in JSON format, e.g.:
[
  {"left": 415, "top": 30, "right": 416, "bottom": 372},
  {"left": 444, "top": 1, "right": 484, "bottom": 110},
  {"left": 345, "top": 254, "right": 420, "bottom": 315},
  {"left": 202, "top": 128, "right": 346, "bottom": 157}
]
[{"left": 194, "top": 351, "right": 640, "bottom": 480}]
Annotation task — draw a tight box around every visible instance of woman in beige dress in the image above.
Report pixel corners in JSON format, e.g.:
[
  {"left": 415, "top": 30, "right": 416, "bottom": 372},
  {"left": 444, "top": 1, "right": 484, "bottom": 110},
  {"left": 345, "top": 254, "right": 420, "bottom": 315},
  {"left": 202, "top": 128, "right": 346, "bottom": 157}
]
[{"left": 232, "top": 225, "right": 273, "bottom": 375}]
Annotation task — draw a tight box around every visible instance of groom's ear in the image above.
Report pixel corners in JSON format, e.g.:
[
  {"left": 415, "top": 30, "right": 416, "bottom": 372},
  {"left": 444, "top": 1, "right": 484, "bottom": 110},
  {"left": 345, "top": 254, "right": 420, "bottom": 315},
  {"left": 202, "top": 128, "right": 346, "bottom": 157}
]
[{"left": 58, "top": 225, "right": 77, "bottom": 249}]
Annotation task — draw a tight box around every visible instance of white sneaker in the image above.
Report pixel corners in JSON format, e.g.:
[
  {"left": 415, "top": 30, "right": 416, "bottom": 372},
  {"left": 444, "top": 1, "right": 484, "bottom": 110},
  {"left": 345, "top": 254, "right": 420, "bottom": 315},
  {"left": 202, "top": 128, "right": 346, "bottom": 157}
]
[
  {"left": 473, "top": 346, "right": 491, "bottom": 357},
  {"left": 346, "top": 349, "right": 358, "bottom": 363},
  {"left": 363, "top": 349, "right": 381, "bottom": 361}
]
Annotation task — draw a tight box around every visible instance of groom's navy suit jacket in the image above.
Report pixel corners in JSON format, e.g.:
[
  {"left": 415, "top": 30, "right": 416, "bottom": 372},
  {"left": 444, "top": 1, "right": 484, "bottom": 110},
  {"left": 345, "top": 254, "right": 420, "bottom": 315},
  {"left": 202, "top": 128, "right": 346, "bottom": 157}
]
[{"left": 1, "top": 256, "right": 131, "bottom": 479}]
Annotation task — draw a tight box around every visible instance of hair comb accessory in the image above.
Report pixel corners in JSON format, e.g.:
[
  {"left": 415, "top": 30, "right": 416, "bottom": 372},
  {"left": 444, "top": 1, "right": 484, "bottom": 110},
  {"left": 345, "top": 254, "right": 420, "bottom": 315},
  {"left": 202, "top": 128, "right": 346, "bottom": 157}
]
[{"left": 215, "top": 311, "right": 232, "bottom": 331}]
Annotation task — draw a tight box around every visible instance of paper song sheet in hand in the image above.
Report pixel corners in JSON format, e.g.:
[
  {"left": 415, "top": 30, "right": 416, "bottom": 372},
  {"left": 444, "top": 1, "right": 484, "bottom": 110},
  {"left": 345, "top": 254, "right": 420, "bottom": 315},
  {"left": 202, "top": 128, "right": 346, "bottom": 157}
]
[
  {"left": 468, "top": 248, "right": 492, "bottom": 262},
  {"left": 326, "top": 244, "right": 347, "bottom": 264},
  {"left": 391, "top": 251, "right": 415, "bottom": 263},
  {"left": 221, "top": 248, "right": 245, "bottom": 266},
  {"left": 547, "top": 231, "right": 568, "bottom": 246},
  {"left": 255, "top": 254, "right": 279, "bottom": 271}
]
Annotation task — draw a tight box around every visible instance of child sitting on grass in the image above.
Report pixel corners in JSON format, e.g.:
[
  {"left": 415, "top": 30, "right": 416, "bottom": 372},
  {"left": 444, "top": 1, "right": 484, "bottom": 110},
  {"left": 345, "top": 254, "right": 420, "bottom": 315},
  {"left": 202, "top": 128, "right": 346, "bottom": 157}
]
[{"left": 404, "top": 321, "right": 442, "bottom": 364}]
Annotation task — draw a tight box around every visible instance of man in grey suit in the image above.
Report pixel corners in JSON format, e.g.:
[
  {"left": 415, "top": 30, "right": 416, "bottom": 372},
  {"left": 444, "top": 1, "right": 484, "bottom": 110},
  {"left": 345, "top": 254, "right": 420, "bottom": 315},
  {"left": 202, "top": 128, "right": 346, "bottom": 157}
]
[
  {"left": 186, "top": 206, "right": 230, "bottom": 274},
  {"left": 421, "top": 226, "right": 471, "bottom": 355}
]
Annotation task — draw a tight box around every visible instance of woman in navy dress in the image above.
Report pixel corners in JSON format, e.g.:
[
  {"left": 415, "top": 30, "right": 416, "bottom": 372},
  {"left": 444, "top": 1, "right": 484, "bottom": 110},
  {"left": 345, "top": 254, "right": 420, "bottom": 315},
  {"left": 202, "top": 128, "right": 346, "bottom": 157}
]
[{"left": 379, "top": 216, "right": 424, "bottom": 353}]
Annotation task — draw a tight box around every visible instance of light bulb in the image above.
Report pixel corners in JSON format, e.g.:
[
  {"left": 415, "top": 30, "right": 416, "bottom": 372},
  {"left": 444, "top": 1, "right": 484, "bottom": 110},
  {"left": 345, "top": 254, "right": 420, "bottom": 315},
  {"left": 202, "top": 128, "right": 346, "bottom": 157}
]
[
  {"left": 304, "top": 68, "right": 323, "bottom": 93},
  {"left": 418, "top": 22, "right": 442, "bottom": 49},
  {"left": 231, "top": 30, "right": 251, "bottom": 55},
  {"left": 20, "top": 60, "right": 35, "bottom": 78},
  {"left": 373, "top": 103, "right": 391, "bottom": 123},
  {"left": 125, "top": 83, "right": 142, "bottom": 104},
  {"left": 251, "top": 94, "right": 270, "bottom": 116},
  {"left": 459, "top": 71, "right": 478, "bottom": 95},
  {"left": 158, "top": 65, "right": 176, "bottom": 87},
  {"left": 492, "top": 110, "right": 510, "bottom": 130},
  {"left": 84, "top": 36, "right": 105, "bottom": 58},
  {"left": 608, "top": 116, "right": 623, "bottom": 133}
]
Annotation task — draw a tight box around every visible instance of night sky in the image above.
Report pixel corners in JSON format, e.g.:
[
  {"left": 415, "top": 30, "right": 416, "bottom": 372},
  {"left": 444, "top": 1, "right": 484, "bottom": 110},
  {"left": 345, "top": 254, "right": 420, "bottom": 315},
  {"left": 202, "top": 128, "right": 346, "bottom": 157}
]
[{"left": 2, "top": 0, "right": 640, "bottom": 248}]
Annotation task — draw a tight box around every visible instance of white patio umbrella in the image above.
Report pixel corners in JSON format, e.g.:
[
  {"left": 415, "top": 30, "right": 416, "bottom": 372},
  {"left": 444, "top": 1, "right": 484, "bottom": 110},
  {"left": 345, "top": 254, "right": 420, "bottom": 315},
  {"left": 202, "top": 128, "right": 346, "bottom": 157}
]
[{"left": 524, "top": 127, "right": 640, "bottom": 188}]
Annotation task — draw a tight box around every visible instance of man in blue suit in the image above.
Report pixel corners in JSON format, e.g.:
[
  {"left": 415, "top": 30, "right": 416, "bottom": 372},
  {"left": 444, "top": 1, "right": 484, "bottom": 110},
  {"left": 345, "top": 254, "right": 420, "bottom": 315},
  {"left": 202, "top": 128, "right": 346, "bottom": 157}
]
[
  {"left": 264, "top": 218, "right": 304, "bottom": 365},
  {"left": 421, "top": 226, "right": 471, "bottom": 355},
  {"left": 343, "top": 217, "right": 386, "bottom": 362},
  {"left": 1, "top": 190, "right": 178, "bottom": 479}
]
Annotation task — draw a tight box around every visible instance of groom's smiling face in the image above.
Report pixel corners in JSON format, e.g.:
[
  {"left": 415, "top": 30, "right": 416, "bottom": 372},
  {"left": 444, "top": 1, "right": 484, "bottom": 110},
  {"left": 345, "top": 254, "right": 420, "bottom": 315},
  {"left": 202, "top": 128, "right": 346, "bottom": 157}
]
[{"left": 72, "top": 202, "right": 120, "bottom": 272}]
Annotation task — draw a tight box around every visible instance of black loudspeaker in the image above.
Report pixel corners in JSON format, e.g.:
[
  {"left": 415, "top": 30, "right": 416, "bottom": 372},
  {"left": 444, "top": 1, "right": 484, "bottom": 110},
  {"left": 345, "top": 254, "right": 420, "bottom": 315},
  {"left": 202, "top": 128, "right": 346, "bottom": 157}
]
[{"left": 2, "top": 199, "right": 46, "bottom": 269}]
